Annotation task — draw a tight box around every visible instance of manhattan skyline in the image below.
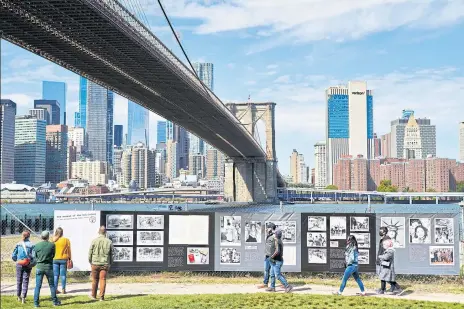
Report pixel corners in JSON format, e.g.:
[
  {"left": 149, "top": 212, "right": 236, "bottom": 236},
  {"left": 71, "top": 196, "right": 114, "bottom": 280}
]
[{"left": 1, "top": 1, "right": 463, "bottom": 175}]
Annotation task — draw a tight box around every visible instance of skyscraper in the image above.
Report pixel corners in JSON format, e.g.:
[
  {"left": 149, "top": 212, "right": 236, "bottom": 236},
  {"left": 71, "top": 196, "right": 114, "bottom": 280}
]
[
  {"left": 78, "top": 77, "right": 87, "bottom": 130},
  {"left": 0, "top": 99, "right": 17, "bottom": 184},
  {"left": 390, "top": 111, "right": 436, "bottom": 159},
  {"left": 192, "top": 62, "right": 214, "bottom": 90},
  {"left": 127, "top": 100, "right": 149, "bottom": 146},
  {"left": 34, "top": 100, "right": 60, "bottom": 125},
  {"left": 14, "top": 116, "right": 46, "bottom": 186},
  {"left": 86, "top": 80, "right": 114, "bottom": 164},
  {"left": 166, "top": 120, "right": 189, "bottom": 172},
  {"left": 157, "top": 121, "right": 166, "bottom": 144},
  {"left": 68, "top": 127, "right": 85, "bottom": 154},
  {"left": 290, "top": 149, "right": 299, "bottom": 183},
  {"left": 46, "top": 125, "right": 68, "bottom": 183},
  {"left": 42, "top": 81, "right": 66, "bottom": 125},
  {"left": 114, "top": 125, "right": 123, "bottom": 147},
  {"left": 74, "top": 112, "right": 81, "bottom": 128},
  {"left": 189, "top": 134, "right": 205, "bottom": 155},
  {"left": 403, "top": 115, "right": 423, "bottom": 159},
  {"left": 325, "top": 81, "right": 373, "bottom": 184},
  {"left": 460, "top": 122, "right": 464, "bottom": 162},
  {"left": 130, "top": 143, "right": 156, "bottom": 189},
  {"left": 189, "top": 154, "right": 206, "bottom": 178},
  {"left": 206, "top": 145, "right": 225, "bottom": 180},
  {"left": 166, "top": 139, "right": 178, "bottom": 181},
  {"left": 314, "top": 141, "right": 327, "bottom": 189}
]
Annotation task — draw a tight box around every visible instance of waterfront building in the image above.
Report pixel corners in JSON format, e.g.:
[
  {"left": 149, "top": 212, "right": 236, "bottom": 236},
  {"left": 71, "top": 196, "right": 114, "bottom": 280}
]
[
  {"left": 0, "top": 99, "right": 17, "bottom": 184},
  {"left": 130, "top": 143, "right": 156, "bottom": 189},
  {"left": 46, "top": 125, "right": 68, "bottom": 184},
  {"left": 114, "top": 125, "right": 123, "bottom": 147},
  {"left": 189, "top": 154, "right": 206, "bottom": 178},
  {"left": 42, "top": 81, "right": 66, "bottom": 125},
  {"left": 34, "top": 99, "right": 60, "bottom": 125},
  {"left": 71, "top": 161, "right": 108, "bottom": 185},
  {"left": 68, "top": 127, "right": 85, "bottom": 154},
  {"left": 314, "top": 141, "right": 327, "bottom": 189},
  {"left": 29, "top": 108, "right": 47, "bottom": 121},
  {"left": 166, "top": 139, "right": 178, "bottom": 181}
]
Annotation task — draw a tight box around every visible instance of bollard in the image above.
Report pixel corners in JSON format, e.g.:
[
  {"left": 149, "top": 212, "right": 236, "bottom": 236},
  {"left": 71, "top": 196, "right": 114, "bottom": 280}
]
[
  {"left": 1, "top": 218, "right": 6, "bottom": 235},
  {"left": 10, "top": 219, "right": 16, "bottom": 235},
  {"left": 34, "top": 217, "right": 40, "bottom": 232},
  {"left": 48, "top": 218, "right": 54, "bottom": 231},
  {"left": 42, "top": 218, "right": 47, "bottom": 230}
]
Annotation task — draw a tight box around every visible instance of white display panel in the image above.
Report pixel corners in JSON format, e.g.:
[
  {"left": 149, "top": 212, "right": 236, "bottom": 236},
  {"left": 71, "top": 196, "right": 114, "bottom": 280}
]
[
  {"left": 169, "top": 215, "right": 209, "bottom": 245},
  {"left": 54, "top": 210, "right": 101, "bottom": 271}
]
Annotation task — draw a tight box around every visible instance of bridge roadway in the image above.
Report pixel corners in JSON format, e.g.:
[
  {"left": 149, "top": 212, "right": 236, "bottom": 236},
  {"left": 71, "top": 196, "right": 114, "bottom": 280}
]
[{"left": 0, "top": 0, "right": 284, "bottom": 187}]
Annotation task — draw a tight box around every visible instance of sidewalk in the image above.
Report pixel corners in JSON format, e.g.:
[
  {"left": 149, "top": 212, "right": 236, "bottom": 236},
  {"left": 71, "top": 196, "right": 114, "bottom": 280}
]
[{"left": 2, "top": 282, "right": 464, "bottom": 304}]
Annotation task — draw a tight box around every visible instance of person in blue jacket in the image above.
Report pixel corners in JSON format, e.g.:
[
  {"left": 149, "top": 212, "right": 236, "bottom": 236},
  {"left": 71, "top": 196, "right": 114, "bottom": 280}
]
[
  {"left": 333, "top": 235, "right": 366, "bottom": 296},
  {"left": 12, "top": 230, "right": 36, "bottom": 304}
]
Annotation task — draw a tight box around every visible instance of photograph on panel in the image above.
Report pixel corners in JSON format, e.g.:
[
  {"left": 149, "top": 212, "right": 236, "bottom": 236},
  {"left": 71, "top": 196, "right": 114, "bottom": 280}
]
[
  {"left": 308, "top": 216, "right": 327, "bottom": 231},
  {"left": 381, "top": 217, "right": 405, "bottom": 248},
  {"left": 351, "top": 233, "right": 370, "bottom": 248},
  {"left": 330, "top": 241, "right": 339, "bottom": 248},
  {"left": 136, "top": 247, "right": 163, "bottom": 262},
  {"left": 220, "top": 248, "right": 241, "bottom": 265},
  {"left": 265, "top": 221, "right": 296, "bottom": 243},
  {"left": 244, "top": 221, "right": 262, "bottom": 243},
  {"left": 434, "top": 218, "right": 454, "bottom": 244},
  {"left": 429, "top": 246, "right": 454, "bottom": 266},
  {"left": 107, "top": 230, "right": 133, "bottom": 246},
  {"left": 409, "top": 218, "right": 431, "bottom": 244},
  {"left": 137, "top": 215, "right": 164, "bottom": 230},
  {"left": 307, "top": 232, "right": 327, "bottom": 247},
  {"left": 220, "top": 216, "right": 241, "bottom": 246},
  {"left": 113, "top": 247, "right": 133, "bottom": 262},
  {"left": 187, "top": 247, "right": 210, "bottom": 265},
  {"left": 307, "top": 248, "right": 327, "bottom": 264},
  {"left": 106, "top": 214, "right": 133, "bottom": 229},
  {"left": 329, "top": 216, "right": 346, "bottom": 239},
  {"left": 350, "top": 217, "right": 369, "bottom": 232},
  {"left": 137, "top": 231, "right": 164, "bottom": 246},
  {"left": 358, "top": 249, "right": 369, "bottom": 264}
]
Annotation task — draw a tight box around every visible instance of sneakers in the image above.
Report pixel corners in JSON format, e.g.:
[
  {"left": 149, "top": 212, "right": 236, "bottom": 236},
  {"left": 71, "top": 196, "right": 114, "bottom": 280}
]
[
  {"left": 89, "top": 295, "right": 97, "bottom": 301},
  {"left": 257, "top": 284, "right": 268, "bottom": 289},
  {"left": 100, "top": 297, "right": 105, "bottom": 301},
  {"left": 21, "top": 297, "right": 26, "bottom": 304},
  {"left": 285, "top": 285, "right": 293, "bottom": 293},
  {"left": 53, "top": 301, "right": 61, "bottom": 307},
  {"left": 62, "top": 289, "right": 66, "bottom": 295},
  {"left": 265, "top": 287, "right": 276, "bottom": 292},
  {"left": 56, "top": 289, "right": 61, "bottom": 294},
  {"left": 393, "top": 288, "right": 404, "bottom": 296},
  {"left": 17, "top": 296, "right": 21, "bottom": 302},
  {"left": 376, "top": 289, "right": 385, "bottom": 295},
  {"left": 332, "top": 291, "right": 342, "bottom": 295},
  {"left": 356, "top": 291, "right": 367, "bottom": 296}
]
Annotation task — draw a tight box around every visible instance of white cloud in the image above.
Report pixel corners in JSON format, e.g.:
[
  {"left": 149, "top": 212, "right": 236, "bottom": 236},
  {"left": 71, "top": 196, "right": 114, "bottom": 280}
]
[
  {"left": 9, "top": 57, "right": 33, "bottom": 69},
  {"left": 274, "top": 75, "right": 291, "bottom": 84},
  {"left": 1, "top": 93, "right": 38, "bottom": 114},
  {"left": 245, "top": 80, "right": 257, "bottom": 85},
  {"left": 227, "top": 63, "right": 236, "bottom": 69},
  {"left": 266, "top": 64, "right": 278, "bottom": 69}
]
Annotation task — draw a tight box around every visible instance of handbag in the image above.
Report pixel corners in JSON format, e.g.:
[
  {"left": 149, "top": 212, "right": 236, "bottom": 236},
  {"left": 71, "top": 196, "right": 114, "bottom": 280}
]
[
  {"left": 67, "top": 259, "right": 73, "bottom": 269},
  {"left": 381, "top": 260, "right": 391, "bottom": 268},
  {"left": 17, "top": 242, "right": 31, "bottom": 266}
]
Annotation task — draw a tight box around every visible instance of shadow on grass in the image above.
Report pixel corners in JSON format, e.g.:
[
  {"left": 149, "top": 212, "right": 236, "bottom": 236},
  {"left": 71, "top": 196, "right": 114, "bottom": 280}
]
[{"left": 58, "top": 294, "right": 145, "bottom": 306}]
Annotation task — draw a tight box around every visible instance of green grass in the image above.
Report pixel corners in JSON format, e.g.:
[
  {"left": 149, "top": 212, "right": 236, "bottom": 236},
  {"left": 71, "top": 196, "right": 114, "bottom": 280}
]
[{"left": 1, "top": 294, "right": 463, "bottom": 309}]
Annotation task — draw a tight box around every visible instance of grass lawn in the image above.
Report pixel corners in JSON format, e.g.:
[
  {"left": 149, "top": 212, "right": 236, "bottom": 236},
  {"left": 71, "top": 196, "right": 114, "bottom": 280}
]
[{"left": 2, "top": 294, "right": 464, "bottom": 309}]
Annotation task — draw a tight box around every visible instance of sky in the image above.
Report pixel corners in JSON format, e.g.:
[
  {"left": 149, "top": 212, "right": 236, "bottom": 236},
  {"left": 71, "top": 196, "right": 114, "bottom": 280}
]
[{"left": 1, "top": 0, "right": 464, "bottom": 175}]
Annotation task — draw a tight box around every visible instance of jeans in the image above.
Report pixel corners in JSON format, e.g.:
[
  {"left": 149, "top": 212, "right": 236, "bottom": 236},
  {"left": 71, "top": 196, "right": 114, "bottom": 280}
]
[
  {"left": 16, "top": 264, "right": 32, "bottom": 298},
  {"left": 263, "top": 257, "right": 271, "bottom": 285},
  {"left": 270, "top": 260, "right": 288, "bottom": 288},
  {"left": 339, "top": 265, "right": 365, "bottom": 293},
  {"left": 34, "top": 268, "right": 59, "bottom": 306},
  {"left": 53, "top": 259, "right": 68, "bottom": 291},
  {"left": 91, "top": 264, "right": 109, "bottom": 299}
]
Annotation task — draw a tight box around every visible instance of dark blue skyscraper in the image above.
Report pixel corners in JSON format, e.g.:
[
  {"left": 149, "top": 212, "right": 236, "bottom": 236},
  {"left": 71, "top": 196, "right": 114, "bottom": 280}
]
[
  {"left": 42, "top": 81, "right": 66, "bottom": 125},
  {"left": 157, "top": 121, "right": 166, "bottom": 144},
  {"left": 34, "top": 100, "right": 60, "bottom": 125},
  {"left": 127, "top": 100, "right": 149, "bottom": 146},
  {"left": 114, "top": 125, "right": 123, "bottom": 147},
  {"left": 78, "top": 77, "right": 87, "bottom": 130}
]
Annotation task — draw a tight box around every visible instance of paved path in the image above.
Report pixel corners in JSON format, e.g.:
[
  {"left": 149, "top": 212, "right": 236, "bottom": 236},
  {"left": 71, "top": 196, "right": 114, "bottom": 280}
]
[{"left": 2, "top": 282, "right": 464, "bottom": 304}]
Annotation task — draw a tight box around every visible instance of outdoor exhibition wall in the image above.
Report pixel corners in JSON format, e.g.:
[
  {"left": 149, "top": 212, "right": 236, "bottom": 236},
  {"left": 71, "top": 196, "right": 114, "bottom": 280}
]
[{"left": 54, "top": 210, "right": 460, "bottom": 275}]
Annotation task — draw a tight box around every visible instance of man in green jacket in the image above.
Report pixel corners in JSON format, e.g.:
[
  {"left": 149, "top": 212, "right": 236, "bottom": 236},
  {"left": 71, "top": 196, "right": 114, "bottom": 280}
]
[
  {"left": 33, "top": 230, "right": 61, "bottom": 307},
  {"left": 88, "top": 226, "right": 113, "bottom": 301}
]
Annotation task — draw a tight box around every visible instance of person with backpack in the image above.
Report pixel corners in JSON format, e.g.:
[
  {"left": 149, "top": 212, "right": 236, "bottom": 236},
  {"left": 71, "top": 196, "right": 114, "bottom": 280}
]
[
  {"left": 266, "top": 229, "right": 293, "bottom": 293},
  {"left": 53, "top": 227, "right": 72, "bottom": 294},
  {"left": 257, "top": 223, "right": 276, "bottom": 289},
  {"left": 12, "top": 231, "right": 36, "bottom": 304},
  {"left": 333, "top": 235, "right": 366, "bottom": 296}
]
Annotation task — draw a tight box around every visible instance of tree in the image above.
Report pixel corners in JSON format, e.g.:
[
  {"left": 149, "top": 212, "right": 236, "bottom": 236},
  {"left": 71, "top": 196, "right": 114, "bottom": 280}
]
[
  {"left": 325, "top": 185, "right": 338, "bottom": 190},
  {"left": 377, "top": 179, "right": 398, "bottom": 192},
  {"left": 426, "top": 188, "right": 437, "bottom": 192},
  {"left": 456, "top": 181, "right": 464, "bottom": 192}
]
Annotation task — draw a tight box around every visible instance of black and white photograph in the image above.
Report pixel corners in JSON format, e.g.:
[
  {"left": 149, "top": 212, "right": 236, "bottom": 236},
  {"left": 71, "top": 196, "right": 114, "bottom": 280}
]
[
  {"left": 265, "top": 221, "right": 296, "bottom": 243},
  {"left": 137, "top": 215, "right": 164, "bottom": 230},
  {"left": 350, "top": 217, "right": 369, "bottom": 232},
  {"left": 136, "top": 247, "right": 163, "bottom": 262},
  {"left": 220, "top": 216, "right": 241, "bottom": 246},
  {"left": 307, "top": 248, "right": 327, "bottom": 264},
  {"left": 308, "top": 216, "right": 327, "bottom": 231},
  {"left": 351, "top": 233, "right": 371, "bottom": 248},
  {"left": 106, "top": 214, "right": 133, "bottom": 229},
  {"left": 330, "top": 241, "right": 339, "bottom": 247},
  {"left": 113, "top": 247, "right": 133, "bottom": 262},
  {"left": 330, "top": 217, "right": 346, "bottom": 239},
  {"left": 187, "top": 247, "right": 210, "bottom": 265},
  {"left": 307, "top": 232, "right": 327, "bottom": 247},
  {"left": 409, "top": 218, "right": 431, "bottom": 244},
  {"left": 107, "top": 231, "right": 133, "bottom": 246},
  {"left": 429, "top": 246, "right": 454, "bottom": 266},
  {"left": 220, "top": 248, "right": 241, "bottom": 265},
  {"left": 358, "top": 249, "right": 369, "bottom": 264},
  {"left": 381, "top": 217, "right": 405, "bottom": 248},
  {"left": 434, "top": 218, "right": 454, "bottom": 244},
  {"left": 137, "top": 231, "right": 164, "bottom": 246},
  {"left": 244, "top": 221, "right": 262, "bottom": 243}
]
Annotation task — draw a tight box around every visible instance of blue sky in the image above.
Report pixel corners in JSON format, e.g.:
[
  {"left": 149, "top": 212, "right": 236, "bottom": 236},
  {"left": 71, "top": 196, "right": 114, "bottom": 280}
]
[{"left": 1, "top": 0, "right": 464, "bottom": 175}]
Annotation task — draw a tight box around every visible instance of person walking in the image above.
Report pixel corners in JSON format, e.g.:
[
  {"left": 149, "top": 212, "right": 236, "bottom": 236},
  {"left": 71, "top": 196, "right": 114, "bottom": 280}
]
[
  {"left": 266, "top": 229, "right": 293, "bottom": 293},
  {"left": 376, "top": 226, "right": 392, "bottom": 293},
  {"left": 88, "top": 226, "right": 114, "bottom": 301},
  {"left": 257, "top": 223, "right": 276, "bottom": 289},
  {"left": 53, "top": 227, "right": 72, "bottom": 294},
  {"left": 377, "top": 238, "right": 403, "bottom": 295},
  {"left": 33, "top": 230, "right": 61, "bottom": 307},
  {"left": 333, "top": 235, "right": 366, "bottom": 296},
  {"left": 12, "top": 231, "right": 36, "bottom": 304}
]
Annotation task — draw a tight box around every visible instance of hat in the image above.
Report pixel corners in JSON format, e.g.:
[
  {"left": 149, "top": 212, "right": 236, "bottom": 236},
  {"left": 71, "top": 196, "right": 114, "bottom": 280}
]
[{"left": 41, "top": 230, "right": 50, "bottom": 238}]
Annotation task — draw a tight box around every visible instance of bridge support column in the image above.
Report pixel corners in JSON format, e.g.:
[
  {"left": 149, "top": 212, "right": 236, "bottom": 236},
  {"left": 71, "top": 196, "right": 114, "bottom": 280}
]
[{"left": 224, "top": 158, "right": 277, "bottom": 203}]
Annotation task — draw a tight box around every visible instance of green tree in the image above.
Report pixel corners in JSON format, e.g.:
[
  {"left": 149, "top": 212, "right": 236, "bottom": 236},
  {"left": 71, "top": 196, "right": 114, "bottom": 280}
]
[
  {"left": 456, "top": 181, "right": 464, "bottom": 192},
  {"left": 426, "top": 188, "right": 437, "bottom": 192},
  {"left": 377, "top": 179, "right": 398, "bottom": 192},
  {"left": 325, "top": 185, "right": 338, "bottom": 190}
]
